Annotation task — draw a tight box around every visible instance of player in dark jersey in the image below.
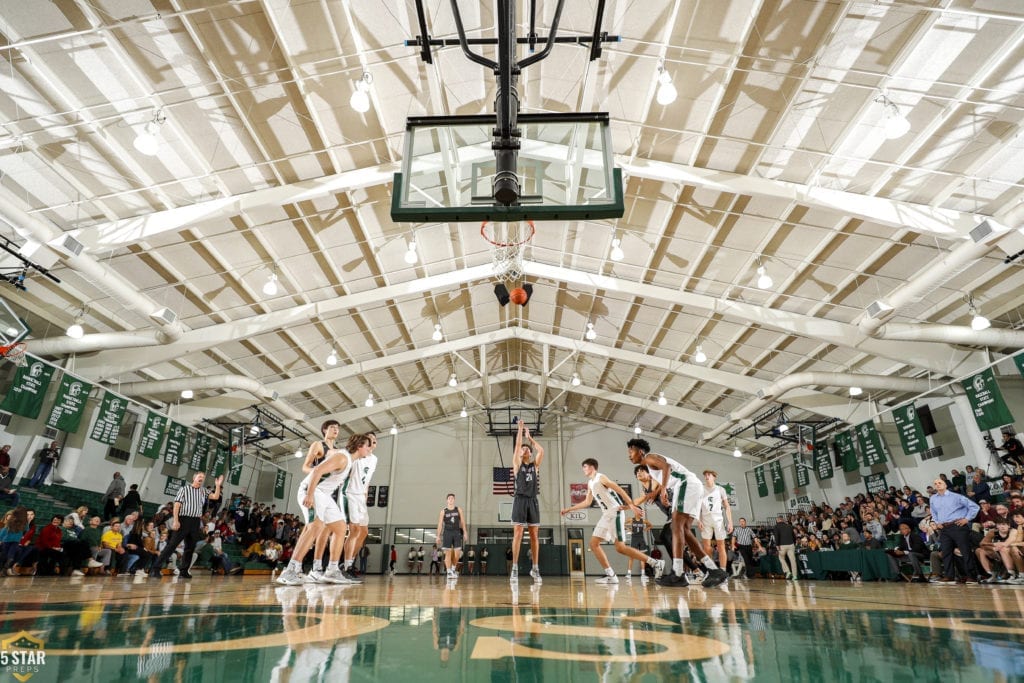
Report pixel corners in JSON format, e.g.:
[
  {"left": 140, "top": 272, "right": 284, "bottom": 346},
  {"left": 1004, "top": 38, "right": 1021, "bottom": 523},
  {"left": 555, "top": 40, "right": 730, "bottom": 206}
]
[
  {"left": 437, "top": 493, "right": 468, "bottom": 580},
  {"left": 510, "top": 419, "right": 545, "bottom": 583}
]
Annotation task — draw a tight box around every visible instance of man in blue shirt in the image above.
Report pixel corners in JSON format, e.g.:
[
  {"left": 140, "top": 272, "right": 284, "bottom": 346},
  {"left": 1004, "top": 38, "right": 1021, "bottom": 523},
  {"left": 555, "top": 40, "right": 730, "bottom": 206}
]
[{"left": 929, "top": 477, "right": 980, "bottom": 584}]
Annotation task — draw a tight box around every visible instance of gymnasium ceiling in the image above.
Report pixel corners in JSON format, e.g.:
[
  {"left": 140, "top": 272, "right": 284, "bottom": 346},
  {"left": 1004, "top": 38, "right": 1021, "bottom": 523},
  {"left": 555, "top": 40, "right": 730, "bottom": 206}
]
[{"left": 1, "top": 0, "right": 1024, "bottom": 461}]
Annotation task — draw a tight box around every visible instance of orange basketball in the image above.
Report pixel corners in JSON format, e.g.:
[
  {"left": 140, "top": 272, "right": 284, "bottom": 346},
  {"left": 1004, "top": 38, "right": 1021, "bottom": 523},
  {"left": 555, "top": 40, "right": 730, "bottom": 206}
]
[{"left": 509, "top": 287, "right": 528, "bottom": 305}]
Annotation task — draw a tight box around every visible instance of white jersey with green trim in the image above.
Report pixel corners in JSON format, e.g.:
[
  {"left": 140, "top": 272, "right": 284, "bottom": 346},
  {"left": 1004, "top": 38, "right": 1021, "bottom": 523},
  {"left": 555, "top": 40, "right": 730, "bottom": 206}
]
[
  {"left": 646, "top": 454, "right": 694, "bottom": 490},
  {"left": 343, "top": 453, "right": 377, "bottom": 497},
  {"left": 589, "top": 473, "right": 624, "bottom": 512},
  {"left": 299, "top": 450, "right": 351, "bottom": 494}
]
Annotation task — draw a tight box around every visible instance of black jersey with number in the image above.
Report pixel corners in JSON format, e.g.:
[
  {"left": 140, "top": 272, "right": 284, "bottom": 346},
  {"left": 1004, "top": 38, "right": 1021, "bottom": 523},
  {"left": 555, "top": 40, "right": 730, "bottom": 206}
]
[
  {"left": 443, "top": 506, "right": 462, "bottom": 531},
  {"left": 515, "top": 462, "right": 539, "bottom": 497},
  {"left": 311, "top": 441, "right": 329, "bottom": 468}
]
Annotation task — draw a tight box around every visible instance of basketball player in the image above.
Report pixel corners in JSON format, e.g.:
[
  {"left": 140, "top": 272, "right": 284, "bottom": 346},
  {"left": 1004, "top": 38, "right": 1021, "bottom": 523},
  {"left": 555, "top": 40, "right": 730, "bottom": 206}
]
[
  {"left": 339, "top": 431, "right": 378, "bottom": 582},
  {"left": 437, "top": 493, "right": 468, "bottom": 579},
  {"left": 510, "top": 419, "right": 544, "bottom": 583},
  {"left": 276, "top": 434, "right": 370, "bottom": 585},
  {"left": 627, "top": 438, "right": 729, "bottom": 588},
  {"left": 560, "top": 458, "right": 665, "bottom": 584},
  {"left": 699, "top": 470, "right": 734, "bottom": 569},
  {"left": 291, "top": 420, "right": 338, "bottom": 584}
]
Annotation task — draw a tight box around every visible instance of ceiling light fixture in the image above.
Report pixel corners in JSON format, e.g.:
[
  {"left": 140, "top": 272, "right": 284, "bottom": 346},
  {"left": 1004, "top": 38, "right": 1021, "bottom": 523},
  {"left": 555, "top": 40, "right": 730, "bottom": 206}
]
[
  {"left": 633, "top": 423, "right": 642, "bottom": 435},
  {"left": 364, "top": 394, "right": 374, "bottom": 408},
  {"left": 848, "top": 386, "right": 863, "bottom": 397},
  {"left": 432, "top": 323, "right": 443, "bottom": 342},
  {"left": 571, "top": 372, "right": 581, "bottom": 387},
  {"left": 326, "top": 348, "right": 338, "bottom": 366},
  {"left": 294, "top": 448, "right": 303, "bottom": 458},
  {"left": 390, "top": 424, "right": 398, "bottom": 435},
  {"left": 249, "top": 424, "right": 260, "bottom": 436},
  {"left": 66, "top": 310, "right": 85, "bottom": 339},
  {"left": 756, "top": 256, "right": 774, "bottom": 290},
  {"left": 460, "top": 406, "right": 468, "bottom": 418},
  {"left": 777, "top": 421, "right": 789, "bottom": 434},
  {"left": 180, "top": 389, "right": 194, "bottom": 400},
  {"left": 448, "top": 373, "right": 458, "bottom": 388},
  {"left": 655, "top": 63, "right": 677, "bottom": 105},
  {"left": 585, "top": 322, "right": 597, "bottom": 341},
  {"left": 733, "top": 446, "right": 742, "bottom": 458},
  {"left": 967, "top": 295, "right": 991, "bottom": 331},
  {"left": 875, "top": 92, "right": 910, "bottom": 140},
  {"left": 350, "top": 72, "right": 373, "bottom": 113},
  {"left": 657, "top": 391, "right": 667, "bottom": 406},
  {"left": 133, "top": 109, "right": 166, "bottom": 156},
  {"left": 609, "top": 235, "right": 624, "bottom": 262},
  {"left": 694, "top": 344, "right": 707, "bottom": 364},
  {"left": 262, "top": 266, "right": 279, "bottom": 297},
  {"left": 404, "top": 239, "right": 418, "bottom": 265}
]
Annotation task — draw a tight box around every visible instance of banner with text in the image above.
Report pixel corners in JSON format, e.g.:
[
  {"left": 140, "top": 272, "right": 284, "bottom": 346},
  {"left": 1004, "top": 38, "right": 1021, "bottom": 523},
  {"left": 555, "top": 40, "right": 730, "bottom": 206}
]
[
  {"left": 229, "top": 444, "right": 243, "bottom": 486},
  {"left": 793, "top": 452, "right": 810, "bottom": 488},
  {"left": 274, "top": 469, "right": 287, "bottom": 499},
  {"left": 892, "top": 404, "right": 927, "bottom": 455},
  {"left": 855, "top": 420, "right": 888, "bottom": 466},
  {"left": 770, "top": 460, "right": 785, "bottom": 494},
  {"left": 813, "top": 443, "right": 834, "bottom": 481},
  {"left": 164, "top": 476, "right": 186, "bottom": 497},
  {"left": 138, "top": 412, "right": 168, "bottom": 459},
  {"left": 189, "top": 433, "right": 210, "bottom": 472},
  {"left": 45, "top": 374, "right": 93, "bottom": 433},
  {"left": 210, "top": 443, "right": 229, "bottom": 477},
  {"left": 0, "top": 358, "right": 55, "bottom": 419},
  {"left": 89, "top": 391, "right": 128, "bottom": 446},
  {"left": 864, "top": 472, "right": 888, "bottom": 496},
  {"left": 162, "top": 422, "right": 188, "bottom": 466},
  {"left": 962, "top": 368, "right": 1014, "bottom": 432},
  {"left": 835, "top": 431, "right": 859, "bottom": 472},
  {"left": 754, "top": 465, "right": 768, "bottom": 497}
]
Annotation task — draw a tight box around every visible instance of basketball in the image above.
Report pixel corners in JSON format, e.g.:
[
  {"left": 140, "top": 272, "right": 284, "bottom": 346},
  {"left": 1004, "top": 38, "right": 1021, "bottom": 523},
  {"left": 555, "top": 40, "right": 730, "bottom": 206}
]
[{"left": 509, "top": 287, "right": 528, "bottom": 305}]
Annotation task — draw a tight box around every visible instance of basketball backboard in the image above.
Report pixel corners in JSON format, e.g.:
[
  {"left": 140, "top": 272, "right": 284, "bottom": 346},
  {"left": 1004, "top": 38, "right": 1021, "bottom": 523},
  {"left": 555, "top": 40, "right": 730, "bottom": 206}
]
[
  {"left": 0, "top": 297, "right": 30, "bottom": 345},
  {"left": 391, "top": 112, "right": 623, "bottom": 223}
]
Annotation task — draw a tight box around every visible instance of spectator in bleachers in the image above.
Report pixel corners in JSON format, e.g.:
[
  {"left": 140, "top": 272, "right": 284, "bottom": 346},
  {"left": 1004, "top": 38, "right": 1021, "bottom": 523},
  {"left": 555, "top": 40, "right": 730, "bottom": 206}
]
[
  {"left": 60, "top": 515, "right": 93, "bottom": 576},
  {"left": 0, "top": 445, "right": 10, "bottom": 469},
  {"left": 862, "top": 512, "right": 887, "bottom": 542},
  {"left": 118, "top": 484, "right": 142, "bottom": 517},
  {"left": 976, "top": 500, "right": 1000, "bottom": 529},
  {"left": 80, "top": 515, "right": 110, "bottom": 571},
  {"left": 120, "top": 522, "right": 144, "bottom": 575},
  {"left": 101, "top": 472, "right": 125, "bottom": 521},
  {"left": 0, "top": 508, "right": 25, "bottom": 567},
  {"left": 889, "top": 522, "right": 929, "bottom": 582},
  {"left": 0, "top": 465, "right": 19, "bottom": 510},
  {"left": 1000, "top": 474, "right": 1023, "bottom": 494},
  {"left": 930, "top": 477, "right": 981, "bottom": 585},
  {"left": 66, "top": 505, "right": 89, "bottom": 534},
  {"left": 26, "top": 441, "right": 60, "bottom": 489},
  {"left": 976, "top": 518, "right": 1022, "bottom": 584},
  {"left": 5, "top": 509, "right": 36, "bottom": 571},
  {"left": 999, "top": 429, "right": 1024, "bottom": 472},
  {"left": 950, "top": 469, "right": 967, "bottom": 495},
  {"left": 968, "top": 471, "right": 991, "bottom": 504},
  {"left": 100, "top": 519, "right": 127, "bottom": 575},
  {"left": 12, "top": 514, "right": 64, "bottom": 575},
  {"left": 861, "top": 530, "right": 883, "bottom": 550}
]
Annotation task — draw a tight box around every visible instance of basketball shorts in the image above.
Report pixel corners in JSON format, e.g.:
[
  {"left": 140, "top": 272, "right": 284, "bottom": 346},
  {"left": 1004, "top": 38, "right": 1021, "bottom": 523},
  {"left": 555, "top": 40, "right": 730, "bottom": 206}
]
[
  {"left": 442, "top": 529, "right": 463, "bottom": 550},
  {"left": 511, "top": 495, "right": 540, "bottom": 526},
  {"left": 312, "top": 488, "right": 346, "bottom": 525},
  {"left": 670, "top": 472, "right": 703, "bottom": 518},
  {"left": 700, "top": 516, "right": 728, "bottom": 540},
  {"left": 630, "top": 531, "right": 648, "bottom": 550},
  {"left": 344, "top": 492, "right": 369, "bottom": 526},
  {"left": 593, "top": 510, "right": 626, "bottom": 543}
]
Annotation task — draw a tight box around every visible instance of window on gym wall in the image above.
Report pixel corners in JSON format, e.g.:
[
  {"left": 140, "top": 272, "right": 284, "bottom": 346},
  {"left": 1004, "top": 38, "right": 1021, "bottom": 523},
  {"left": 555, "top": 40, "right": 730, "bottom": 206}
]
[
  {"left": 366, "top": 527, "right": 383, "bottom": 544},
  {"left": 477, "top": 527, "right": 553, "bottom": 544},
  {"left": 392, "top": 527, "right": 439, "bottom": 545}
]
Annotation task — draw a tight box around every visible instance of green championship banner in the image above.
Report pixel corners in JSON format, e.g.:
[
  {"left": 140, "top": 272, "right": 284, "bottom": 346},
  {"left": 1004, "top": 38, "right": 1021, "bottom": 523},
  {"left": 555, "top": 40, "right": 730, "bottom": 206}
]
[
  {"left": 164, "top": 476, "right": 186, "bottom": 497},
  {"left": 793, "top": 452, "right": 810, "bottom": 488},
  {"left": 163, "top": 422, "right": 188, "bottom": 466},
  {"left": 892, "top": 404, "right": 927, "bottom": 455},
  {"left": 855, "top": 420, "right": 888, "bottom": 466},
  {"left": 138, "top": 412, "right": 168, "bottom": 459},
  {"left": 228, "top": 431, "right": 244, "bottom": 485},
  {"left": 0, "top": 358, "right": 55, "bottom": 419},
  {"left": 754, "top": 465, "right": 768, "bottom": 498},
  {"left": 45, "top": 374, "right": 93, "bottom": 433},
  {"left": 89, "top": 391, "right": 128, "bottom": 445},
  {"left": 274, "top": 469, "right": 287, "bottom": 499},
  {"left": 813, "top": 442, "right": 834, "bottom": 481},
  {"left": 210, "top": 443, "right": 228, "bottom": 477},
  {"left": 835, "top": 430, "right": 859, "bottom": 472},
  {"left": 962, "top": 368, "right": 1014, "bottom": 431},
  {"left": 769, "top": 459, "right": 785, "bottom": 494},
  {"left": 189, "top": 433, "right": 210, "bottom": 472},
  {"left": 864, "top": 472, "right": 888, "bottom": 496},
  {"left": 1014, "top": 353, "right": 1024, "bottom": 379}
]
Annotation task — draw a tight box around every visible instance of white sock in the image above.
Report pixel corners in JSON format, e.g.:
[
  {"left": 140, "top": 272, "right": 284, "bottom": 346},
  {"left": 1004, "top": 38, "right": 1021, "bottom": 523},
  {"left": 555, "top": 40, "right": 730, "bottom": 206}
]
[
  {"left": 646, "top": 556, "right": 657, "bottom": 566},
  {"left": 673, "top": 558, "right": 685, "bottom": 576},
  {"left": 701, "top": 556, "right": 717, "bottom": 571},
  {"left": 313, "top": 560, "right": 323, "bottom": 572},
  {"left": 288, "top": 559, "right": 301, "bottom": 572},
  {"left": 344, "top": 560, "right": 353, "bottom": 570},
  {"left": 605, "top": 567, "right": 615, "bottom": 576}
]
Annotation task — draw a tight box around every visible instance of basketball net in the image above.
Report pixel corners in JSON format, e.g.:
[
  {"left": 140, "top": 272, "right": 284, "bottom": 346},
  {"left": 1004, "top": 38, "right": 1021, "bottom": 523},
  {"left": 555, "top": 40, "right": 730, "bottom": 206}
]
[
  {"left": 481, "top": 220, "right": 535, "bottom": 283},
  {"left": 0, "top": 341, "right": 28, "bottom": 367}
]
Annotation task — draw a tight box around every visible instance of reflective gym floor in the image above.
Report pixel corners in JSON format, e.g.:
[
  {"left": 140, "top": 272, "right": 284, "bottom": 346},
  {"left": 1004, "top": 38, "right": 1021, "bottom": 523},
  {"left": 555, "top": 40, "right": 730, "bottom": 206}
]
[{"left": 1, "top": 574, "right": 1023, "bottom": 682}]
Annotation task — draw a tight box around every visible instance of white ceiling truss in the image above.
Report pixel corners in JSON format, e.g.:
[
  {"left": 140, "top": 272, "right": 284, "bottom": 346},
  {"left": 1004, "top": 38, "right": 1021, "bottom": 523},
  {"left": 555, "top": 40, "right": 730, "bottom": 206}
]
[{"left": 0, "top": 1, "right": 1023, "bottom": 461}]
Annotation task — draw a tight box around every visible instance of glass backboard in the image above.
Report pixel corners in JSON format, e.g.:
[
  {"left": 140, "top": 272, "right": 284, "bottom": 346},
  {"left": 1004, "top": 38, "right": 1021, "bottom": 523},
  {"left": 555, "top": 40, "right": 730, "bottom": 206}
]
[
  {"left": 0, "top": 297, "right": 29, "bottom": 345},
  {"left": 392, "top": 112, "right": 623, "bottom": 223}
]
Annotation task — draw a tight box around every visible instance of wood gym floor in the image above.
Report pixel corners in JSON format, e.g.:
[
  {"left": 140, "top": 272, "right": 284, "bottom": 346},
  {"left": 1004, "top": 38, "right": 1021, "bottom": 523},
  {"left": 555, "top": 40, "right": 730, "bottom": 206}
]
[{"left": 1, "top": 573, "right": 1022, "bottom": 682}]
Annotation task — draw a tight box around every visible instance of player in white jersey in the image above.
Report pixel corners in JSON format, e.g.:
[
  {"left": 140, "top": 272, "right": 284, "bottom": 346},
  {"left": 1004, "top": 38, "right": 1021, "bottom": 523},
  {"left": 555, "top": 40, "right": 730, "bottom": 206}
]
[
  {"left": 627, "top": 438, "right": 729, "bottom": 588},
  {"left": 560, "top": 458, "right": 665, "bottom": 584},
  {"left": 340, "top": 431, "right": 378, "bottom": 582},
  {"left": 277, "top": 433, "right": 371, "bottom": 585},
  {"left": 699, "top": 469, "right": 734, "bottom": 570}
]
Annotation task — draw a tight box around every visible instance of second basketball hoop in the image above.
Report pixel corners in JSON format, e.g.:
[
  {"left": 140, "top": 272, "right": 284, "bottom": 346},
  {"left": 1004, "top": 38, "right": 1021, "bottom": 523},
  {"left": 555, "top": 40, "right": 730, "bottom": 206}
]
[{"left": 481, "top": 220, "right": 535, "bottom": 283}]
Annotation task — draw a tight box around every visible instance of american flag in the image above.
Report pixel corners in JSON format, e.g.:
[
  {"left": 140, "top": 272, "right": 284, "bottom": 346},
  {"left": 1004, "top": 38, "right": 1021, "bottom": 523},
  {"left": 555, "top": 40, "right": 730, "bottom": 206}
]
[{"left": 492, "top": 467, "right": 514, "bottom": 495}]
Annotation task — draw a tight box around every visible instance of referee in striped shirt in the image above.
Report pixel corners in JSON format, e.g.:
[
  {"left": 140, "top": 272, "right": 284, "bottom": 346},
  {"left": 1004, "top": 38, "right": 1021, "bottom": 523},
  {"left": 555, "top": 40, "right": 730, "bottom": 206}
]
[
  {"left": 732, "top": 518, "right": 756, "bottom": 578},
  {"left": 149, "top": 472, "right": 223, "bottom": 579}
]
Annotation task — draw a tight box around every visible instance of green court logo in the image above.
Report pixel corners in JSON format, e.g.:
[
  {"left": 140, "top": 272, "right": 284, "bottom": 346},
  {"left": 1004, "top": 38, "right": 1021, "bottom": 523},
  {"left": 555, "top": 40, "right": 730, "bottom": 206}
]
[{"left": 0, "top": 632, "right": 45, "bottom": 682}]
